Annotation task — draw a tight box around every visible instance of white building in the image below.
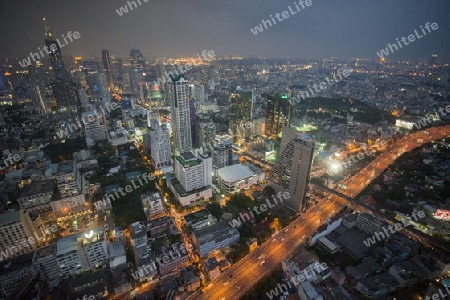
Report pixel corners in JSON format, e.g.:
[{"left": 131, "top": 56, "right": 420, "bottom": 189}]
[
  {"left": 55, "top": 227, "right": 109, "bottom": 277},
  {"left": 142, "top": 193, "right": 166, "bottom": 221},
  {"left": 0, "top": 210, "right": 44, "bottom": 260},
  {"left": 168, "top": 75, "right": 192, "bottom": 155},
  {"left": 109, "top": 128, "right": 129, "bottom": 146},
  {"left": 174, "top": 152, "right": 212, "bottom": 192},
  {"left": 211, "top": 137, "right": 233, "bottom": 171},
  {"left": 50, "top": 194, "right": 86, "bottom": 216},
  {"left": 33, "top": 244, "right": 63, "bottom": 288},
  {"left": 217, "top": 163, "right": 265, "bottom": 193},
  {"left": 56, "top": 160, "right": 82, "bottom": 198},
  {"left": 147, "top": 109, "right": 160, "bottom": 128},
  {"left": 82, "top": 109, "right": 108, "bottom": 142},
  {"left": 134, "top": 127, "right": 143, "bottom": 144},
  {"left": 150, "top": 123, "right": 171, "bottom": 169},
  {"left": 192, "top": 222, "right": 240, "bottom": 257},
  {"left": 189, "top": 84, "right": 205, "bottom": 105}
]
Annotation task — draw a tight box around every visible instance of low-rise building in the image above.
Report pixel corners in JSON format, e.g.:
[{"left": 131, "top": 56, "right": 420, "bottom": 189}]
[
  {"left": 205, "top": 257, "right": 220, "bottom": 280},
  {"left": 74, "top": 149, "right": 98, "bottom": 173},
  {"left": 217, "top": 163, "right": 265, "bottom": 193},
  {"left": 183, "top": 209, "right": 215, "bottom": 230},
  {"left": 147, "top": 216, "right": 174, "bottom": 237},
  {"left": 156, "top": 243, "right": 189, "bottom": 276},
  {"left": 181, "top": 266, "right": 200, "bottom": 292},
  {"left": 192, "top": 221, "right": 240, "bottom": 257},
  {"left": 141, "top": 193, "right": 166, "bottom": 221},
  {"left": 17, "top": 179, "right": 55, "bottom": 212}
]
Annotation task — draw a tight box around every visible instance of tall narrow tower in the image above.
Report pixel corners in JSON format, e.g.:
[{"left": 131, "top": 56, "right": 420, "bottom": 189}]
[
  {"left": 169, "top": 74, "right": 192, "bottom": 155},
  {"left": 43, "top": 17, "right": 69, "bottom": 81}
]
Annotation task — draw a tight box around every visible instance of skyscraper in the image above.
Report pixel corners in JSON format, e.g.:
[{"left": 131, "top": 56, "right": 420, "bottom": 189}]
[
  {"left": 150, "top": 123, "right": 172, "bottom": 169},
  {"left": 43, "top": 18, "right": 69, "bottom": 81},
  {"left": 130, "top": 49, "right": 145, "bottom": 70},
  {"left": 265, "top": 91, "right": 292, "bottom": 138},
  {"left": 51, "top": 81, "right": 81, "bottom": 115},
  {"left": 268, "top": 128, "right": 315, "bottom": 212},
  {"left": 101, "top": 50, "right": 111, "bottom": 72},
  {"left": 168, "top": 74, "right": 192, "bottom": 155},
  {"left": 189, "top": 84, "right": 205, "bottom": 105},
  {"left": 229, "top": 89, "right": 253, "bottom": 135},
  {"left": 82, "top": 109, "right": 108, "bottom": 144},
  {"left": 189, "top": 98, "right": 197, "bottom": 146}
]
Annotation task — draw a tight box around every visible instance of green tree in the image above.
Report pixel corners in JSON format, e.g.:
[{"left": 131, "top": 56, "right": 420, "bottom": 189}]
[{"left": 206, "top": 202, "right": 222, "bottom": 219}]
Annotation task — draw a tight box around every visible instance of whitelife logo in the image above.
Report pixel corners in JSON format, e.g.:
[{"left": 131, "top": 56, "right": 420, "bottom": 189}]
[
  {"left": 413, "top": 105, "right": 450, "bottom": 130},
  {"left": 116, "top": 0, "right": 149, "bottom": 16},
  {"left": 362, "top": 210, "right": 425, "bottom": 247},
  {"left": 18, "top": 31, "right": 81, "bottom": 68},
  {"left": 0, "top": 224, "right": 58, "bottom": 261},
  {"left": 250, "top": 0, "right": 313, "bottom": 35},
  {"left": 266, "top": 262, "right": 328, "bottom": 299},
  {"left": 376, "top": 22, "right": 438, "bottom": 59},
  {"left": 155, "top": 50, "right": 215, "bottom": 87},
  {"left": 228, "top": 192, "right": 290, "bottom": 228},
  {"left": 289, "top": 69, "right": 352, "bottom": 105}
]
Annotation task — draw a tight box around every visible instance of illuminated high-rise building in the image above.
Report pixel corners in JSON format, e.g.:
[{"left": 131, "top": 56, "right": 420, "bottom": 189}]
[
  {"left": 265, "top": 91, "right": 292, "bottom": 138},
  {"left": 130, "top": 49, "right": 145, "bottom": 70},
  {"left": 146, "top": 81, "right": 163, "bottom": 107},
  {"left": 43, "top": 18, "right": 69, "bottom": 81},
  {"left": 101, "top": 50, "right": 111, "bottom": 72},
  {"left": 229, "top": 89, "right": 253, "bottom": 135},
  {"left": 51, "top": 81, "right": 81, "bottom": 114},
  {"left": 189, "top": 84, "right": 205, "bottom": 105},
  {"left": 189, "top": 98, "right": 197, "bottom": 146},
  {"left": 168, "top": 74, "right": 192, "bottom": 155},
  {"left": 150, "top": 123, "right": 172, "bottom": 169},
  {"left": 268, "top": 128, "right": 315, "bottom": 212}
]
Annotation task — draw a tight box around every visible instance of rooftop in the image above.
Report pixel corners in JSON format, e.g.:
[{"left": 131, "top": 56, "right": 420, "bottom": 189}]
[
  {"left": 0, "top": 210, "right": 21, "bottom": 227},
  {"left": 192, "top": 221, "right": 239, "bottom": 245},
  {"left": 74, "top": 149, "right": 96, "bottom": 162},
  {"left": 217, "top": 164, "right": 256, "bottom": 182},
  {"left": 56, "top": 226, "right": 105, "bottom": 256},
  {"left": 19, "top": 179, "right": 55, "bottom": 198},
  {"left": 184, "top": 209, "right": 213, "bottom": 226},
  {"left": 33, "top": 244, "right": 57, "bottom": 259},
  {"left": 57, "top": 160, "right": 74, "bottom": 174},
  {"left": 176, "top": 152, "right": 200, "bottom": 167}
]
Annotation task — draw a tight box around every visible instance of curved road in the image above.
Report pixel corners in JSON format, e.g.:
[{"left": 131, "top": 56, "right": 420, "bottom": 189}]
[{"left": 191, "top": 124, "right": 450, "bottom": 300}]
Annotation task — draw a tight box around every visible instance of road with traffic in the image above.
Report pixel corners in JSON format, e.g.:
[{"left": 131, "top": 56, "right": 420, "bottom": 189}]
[{"left": 190, "top": 124, "right": 450, "bottom": 300}]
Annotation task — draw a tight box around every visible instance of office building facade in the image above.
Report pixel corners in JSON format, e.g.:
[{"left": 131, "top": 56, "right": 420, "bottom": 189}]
[
  {"left": 82, "top": 109, "right": 108, "bottom": 142},
  {"left": 169, "top": 75, "right": 192, "bottom": 155},
  {"left": 229, "top": 89, "right": 253, "bottom": 135},
  {"left": 268, "top": 128, "right": 315, "bottom": 211},
  {"left": 265, "top": 91, "right": 292, "bottom": 137}
]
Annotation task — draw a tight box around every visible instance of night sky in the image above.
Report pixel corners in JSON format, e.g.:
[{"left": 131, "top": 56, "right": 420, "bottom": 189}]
[{"left": 2, "top": 0, "right": 449, "bottom": 59}]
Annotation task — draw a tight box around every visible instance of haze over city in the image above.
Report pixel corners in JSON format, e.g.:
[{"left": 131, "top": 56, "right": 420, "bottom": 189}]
[
  {"left": 0, "top": 1, "right": 449, "bottom": 300},
  {"left": 1, "top": 0, "right": 450, "bottom": 58}
]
